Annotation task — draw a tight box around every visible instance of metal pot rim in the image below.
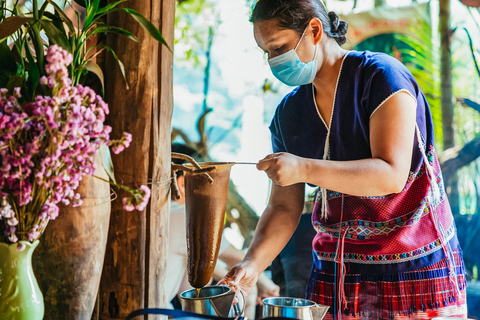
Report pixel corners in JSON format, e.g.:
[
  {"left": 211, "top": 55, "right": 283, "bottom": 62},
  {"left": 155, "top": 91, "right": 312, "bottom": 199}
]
[
  {"left": 180, "top": 285, "right": 232, "bottom": 300},
  {"left": 262, "top": 297, "right": 318, "bottom": 308}
]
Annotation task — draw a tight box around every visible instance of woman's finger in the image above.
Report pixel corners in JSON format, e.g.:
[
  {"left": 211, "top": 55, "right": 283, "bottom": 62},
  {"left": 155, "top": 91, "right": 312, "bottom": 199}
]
[
  {"left": 229, "top": 267, "right": 246, "bottom": 288},
  {"left": 256, "top": 158, "right": 272, "bottom": 171}
]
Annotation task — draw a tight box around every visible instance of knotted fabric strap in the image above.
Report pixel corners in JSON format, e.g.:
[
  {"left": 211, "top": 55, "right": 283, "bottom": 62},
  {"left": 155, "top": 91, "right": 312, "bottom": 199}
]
[{"left": 125, "top": 308, "right": 295, "bottom": 320}]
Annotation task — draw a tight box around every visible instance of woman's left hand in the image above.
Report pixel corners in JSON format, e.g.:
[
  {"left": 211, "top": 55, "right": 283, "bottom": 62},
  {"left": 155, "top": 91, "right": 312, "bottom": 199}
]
[{"left": 257, "top": 153, "right": 305, "bottom": 186}]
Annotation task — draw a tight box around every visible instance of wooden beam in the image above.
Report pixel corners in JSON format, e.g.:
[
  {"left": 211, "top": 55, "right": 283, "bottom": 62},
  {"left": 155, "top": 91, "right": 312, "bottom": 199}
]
[
  {"left": 99, "top": 0, "right": 175, "bottom": 318},
  {"left": 440, "top": 136, "right": 480, "bottom": 182}
]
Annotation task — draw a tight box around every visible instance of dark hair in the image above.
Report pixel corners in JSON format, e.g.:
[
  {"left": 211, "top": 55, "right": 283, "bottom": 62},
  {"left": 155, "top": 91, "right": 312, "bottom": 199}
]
[{"left": 250, "top": 0, "right": 348, "bottom": 46}]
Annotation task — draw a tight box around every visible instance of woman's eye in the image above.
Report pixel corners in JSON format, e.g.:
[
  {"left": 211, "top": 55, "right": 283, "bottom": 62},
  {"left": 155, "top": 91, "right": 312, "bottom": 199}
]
[{"left": 274, "top": 46, "right": 284, "bottom": 52}]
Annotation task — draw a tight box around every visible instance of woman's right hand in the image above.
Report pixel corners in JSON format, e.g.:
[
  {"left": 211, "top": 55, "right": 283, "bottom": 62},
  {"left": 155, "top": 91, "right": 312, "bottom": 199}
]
[{"left": 217, "top": 260, "right": 260, "bottom": 297}]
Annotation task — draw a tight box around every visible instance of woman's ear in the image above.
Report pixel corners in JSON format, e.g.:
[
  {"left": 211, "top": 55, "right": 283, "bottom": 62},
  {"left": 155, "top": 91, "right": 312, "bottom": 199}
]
[
  {"left": 309, "top": 18, "right": 323, "bottom": 45},
  {"left": 177, "top": 175, "right": 185, "bottom": 196}
]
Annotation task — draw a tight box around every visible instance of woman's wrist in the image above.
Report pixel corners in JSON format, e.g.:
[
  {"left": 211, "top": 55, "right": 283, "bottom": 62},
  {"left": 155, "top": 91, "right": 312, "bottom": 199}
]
[
  {"left": 242, "top": 255, "right": 264, "bottom": 277},
  {"left": 300, "top": 157, "right": 316, "bottom": 185}
]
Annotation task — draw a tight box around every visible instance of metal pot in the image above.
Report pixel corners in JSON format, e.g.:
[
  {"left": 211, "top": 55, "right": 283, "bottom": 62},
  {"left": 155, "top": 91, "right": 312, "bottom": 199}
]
[
  {"left": 262, "top": 297, "right": 329, "bottom": 320},
  {"left": 180, "top": 285, "right": 244, "bottom": 317}
]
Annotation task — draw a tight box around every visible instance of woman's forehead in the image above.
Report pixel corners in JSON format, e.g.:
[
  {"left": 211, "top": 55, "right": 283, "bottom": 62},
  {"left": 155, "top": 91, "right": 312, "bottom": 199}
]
[{"left": 254, "top": 20, "right": 296, "bottom": 45}]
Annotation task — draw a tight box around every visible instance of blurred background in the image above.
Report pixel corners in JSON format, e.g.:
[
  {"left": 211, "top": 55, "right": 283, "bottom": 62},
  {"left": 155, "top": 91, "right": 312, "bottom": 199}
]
[{"left": 172, "top": 0, "right": 480, "bottom": 317}]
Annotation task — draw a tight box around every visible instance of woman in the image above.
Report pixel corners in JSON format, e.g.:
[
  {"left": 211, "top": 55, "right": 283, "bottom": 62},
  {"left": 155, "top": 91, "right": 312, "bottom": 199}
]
[{"left": 219, "top": 0, "right": 467, "bottom": 319}]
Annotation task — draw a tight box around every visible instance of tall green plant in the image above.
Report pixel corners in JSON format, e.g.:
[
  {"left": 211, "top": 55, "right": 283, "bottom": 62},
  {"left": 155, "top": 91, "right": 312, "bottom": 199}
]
[
  {"left": 395, "top": 21, "right": 443, "bottom": 148},
  {"left": 0, "top": 0, "right": 168, "bottom": 100}
]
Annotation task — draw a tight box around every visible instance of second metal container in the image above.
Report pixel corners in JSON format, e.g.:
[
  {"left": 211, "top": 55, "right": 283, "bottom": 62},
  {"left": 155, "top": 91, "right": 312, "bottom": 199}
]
[{"left": 262, "top": 297, "right": 329, "bottom": 320}]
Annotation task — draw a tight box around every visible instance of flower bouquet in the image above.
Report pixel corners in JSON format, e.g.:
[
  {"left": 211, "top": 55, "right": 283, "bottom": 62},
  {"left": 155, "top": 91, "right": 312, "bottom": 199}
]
[
  {"left": 0, "top": 0, "right": 167, "bottom": 248},
  {"left": 0, "top": 44, "right": 150, "bottom": 250}
]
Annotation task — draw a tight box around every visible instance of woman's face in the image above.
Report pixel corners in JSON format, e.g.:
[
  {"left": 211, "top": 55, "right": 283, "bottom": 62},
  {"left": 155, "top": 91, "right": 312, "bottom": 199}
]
[{"left": 253, "top": 19, "right": 317, "bottom": 62}]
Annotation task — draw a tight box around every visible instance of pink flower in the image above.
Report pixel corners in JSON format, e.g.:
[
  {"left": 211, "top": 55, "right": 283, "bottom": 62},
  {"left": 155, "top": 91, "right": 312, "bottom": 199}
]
[
  {"left": 13, "top": 87, "right": 21, "bottom": 98},
  {"left": 17, "top": 243, "right": 26, "bottom": 251},
  {"left": 111, "top": 144, "right": 125, "bottom": 154},
  {"left": 7, "top": 217, "right": 18, "bottom": 226},
  {"left": 27, "top": 225, "right": 41, "bottom": 242},
  {"left": 123, "top": 132, "right": 132, "bottom": 147},
  {"left": 122, "top": 197, "right": 136, "bottom": 211},
  {"left": 0, "top": 44, "right": 138, "bottom": 245},
  {"left": 8, "top": 234, "right": 18, "bottom": 242}
]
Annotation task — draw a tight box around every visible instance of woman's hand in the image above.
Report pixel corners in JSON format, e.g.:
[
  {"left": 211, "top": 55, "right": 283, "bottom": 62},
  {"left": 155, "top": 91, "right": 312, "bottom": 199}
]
[
  {"left": 257, "top": 153, "right": 305, "bottom": 186},
  {"left": 217, "top": 260, "right": 260, "bottom": 298}
]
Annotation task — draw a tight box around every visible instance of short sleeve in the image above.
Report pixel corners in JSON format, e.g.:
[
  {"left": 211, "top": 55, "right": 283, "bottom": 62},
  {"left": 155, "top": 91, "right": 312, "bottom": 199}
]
[
  {"left": 269, "top": 106, "right": 287, "bottom": 153},
  {"left": 361, "top": 54, "right": 418, "bottom": 117}
]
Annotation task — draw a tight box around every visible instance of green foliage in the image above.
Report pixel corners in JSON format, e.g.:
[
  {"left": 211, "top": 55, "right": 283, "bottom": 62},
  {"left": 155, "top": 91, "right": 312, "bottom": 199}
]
[
  {"left": 394, "top": 21, "right": 443, "bottom": 150},
  {"left": 451, "top": 7, "right": 480, "bottom": 220},
  {"left": 353, "top": 19, "right": 443, "bottom": 148},
  {"left": 0, "top": 0, "right": 167, "bottom": 99},
  {"left": 174, "top": 0, "right": 219, "bottom": 68}
]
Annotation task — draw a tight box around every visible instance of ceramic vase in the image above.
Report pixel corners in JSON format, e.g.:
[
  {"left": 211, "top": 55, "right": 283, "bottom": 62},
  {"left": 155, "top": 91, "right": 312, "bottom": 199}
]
[{"left": 0, "top": 240, "right": 44, "bottom": 320}]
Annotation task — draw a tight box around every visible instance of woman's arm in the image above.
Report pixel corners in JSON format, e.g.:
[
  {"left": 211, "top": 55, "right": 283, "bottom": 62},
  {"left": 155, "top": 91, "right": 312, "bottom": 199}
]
[
  {"left": 218, "top": 182, "right": 304, "bottom": 295},
  {"left": 258, "top": 91, "right": 417, "bottom": 196}
]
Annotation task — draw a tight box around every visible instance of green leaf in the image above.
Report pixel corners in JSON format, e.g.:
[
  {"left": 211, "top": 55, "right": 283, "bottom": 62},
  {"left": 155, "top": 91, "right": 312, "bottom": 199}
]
[
  {"left": 121, "top": 8, "right": 170, "bottom": 50},
  {"left": 99, "top": 143, "right": 116, "bottom": 183},
  {"left": 42, "top": 11, "right": 66, "bottom": 37},
  {"left": 0, "top": 42, "right": 17, "bottom": 88},
  {"left": 90, "top": 26, "right": 139, "bottom": 43},
  {"left": 6, "top": 75, "right": 25, "bottom": 92},
  {"left": 0, "top": 41, "right": 16, "bottom": 75},
  {"left": 0, "top": 1, "right": 6, "bottom": 23},
  {"left": 39, "top": 19, "right": 70, "bottom": 51},
  {"left": 84, "top": 0, "right": 102, "bottom": 28},
  {"left": 0, "top": 16, "right": 31, "bottom": 42},
  {"left": 24, "top": 45, "right": 40, "bottom": 99},
  {"left": 45, "top": 0, "right": 75, "bottom": 35},
  {"left": 38, "top": 1, "right": 49, "bottom": 18},
  {"left": 100, "top": 45, "right": 129, "bottom": 89},
  {"left": 96, "top": 0, "right": 128, "bottom": 15},
  {"left": 84, "top": 60, "right": 105, "bottom": 94}
]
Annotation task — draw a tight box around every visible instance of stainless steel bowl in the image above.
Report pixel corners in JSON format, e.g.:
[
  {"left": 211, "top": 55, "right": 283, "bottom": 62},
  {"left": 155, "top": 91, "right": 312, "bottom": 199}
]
[{"left": 262, "top": 297, "right": 329, "bottom": 320}]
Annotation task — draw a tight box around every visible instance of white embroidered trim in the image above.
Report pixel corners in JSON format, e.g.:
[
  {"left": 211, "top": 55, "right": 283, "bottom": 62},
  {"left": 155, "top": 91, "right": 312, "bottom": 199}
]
[
  {"left": 319, "top": 52, "right": 350, "bottom": 221},
  {"left": 312, "top": 88, "right": 328, "bottom": 129},
  {"left": 369, "top": 88, "right": 417, "bottom": 119}
]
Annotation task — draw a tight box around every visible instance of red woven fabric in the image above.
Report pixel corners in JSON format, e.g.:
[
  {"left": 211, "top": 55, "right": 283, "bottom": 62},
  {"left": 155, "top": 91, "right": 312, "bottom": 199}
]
[{"left": 306, "top": 250, "right": 467, "bottom": 320}]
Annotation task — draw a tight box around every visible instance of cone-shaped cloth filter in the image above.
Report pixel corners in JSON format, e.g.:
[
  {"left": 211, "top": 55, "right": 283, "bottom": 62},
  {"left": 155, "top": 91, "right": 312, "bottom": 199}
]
[{"left": 184, "top": 162, "right": 233, "bottom": 288}]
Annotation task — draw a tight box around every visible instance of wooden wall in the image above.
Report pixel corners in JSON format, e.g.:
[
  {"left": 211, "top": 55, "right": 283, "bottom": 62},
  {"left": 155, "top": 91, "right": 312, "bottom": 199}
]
[{"left": 99, "top": 0, "right": 175, "bottom": 318}]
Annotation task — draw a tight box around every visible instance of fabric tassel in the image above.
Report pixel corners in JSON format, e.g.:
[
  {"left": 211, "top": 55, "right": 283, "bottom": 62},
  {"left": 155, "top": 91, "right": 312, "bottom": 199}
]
[
  {"left": 321, "top": 187, "right": 329, "bottom": 221},
  {"left": 320, "top": 122, "right": 332, "bottom": 221},
  {"left": 415, "top": 124, "right": 461, "bottom": 305},
  {"left": 306, "top": 249, "right": 466, "bottom": 320}
]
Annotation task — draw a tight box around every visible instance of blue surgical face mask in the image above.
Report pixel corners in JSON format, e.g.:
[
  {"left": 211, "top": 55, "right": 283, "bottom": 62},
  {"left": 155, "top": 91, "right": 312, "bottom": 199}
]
[{"left": 268, "top": 28, "right": 318, "bottom": 86}]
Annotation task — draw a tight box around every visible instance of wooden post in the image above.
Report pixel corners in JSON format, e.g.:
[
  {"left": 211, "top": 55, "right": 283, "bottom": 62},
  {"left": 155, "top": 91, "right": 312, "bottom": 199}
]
[
  {"left": 98, "top": 0, "right": 174, "bottom": 318},
  {"left": 439, "top": 0, "right": 454, "bottom": 150}
]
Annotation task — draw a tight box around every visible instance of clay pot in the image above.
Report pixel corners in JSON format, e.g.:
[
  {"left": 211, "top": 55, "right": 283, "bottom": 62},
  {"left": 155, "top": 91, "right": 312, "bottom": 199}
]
[{"left": 33, "top": 155, "right": 111, "bottom": 320}]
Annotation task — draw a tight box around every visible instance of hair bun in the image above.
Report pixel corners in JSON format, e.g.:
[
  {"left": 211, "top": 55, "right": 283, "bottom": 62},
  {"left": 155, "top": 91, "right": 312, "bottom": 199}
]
[
  {"left": 337, "top": 20, "right": 348, "bottom": 36},
  {"left": 327, "top": 11, "right": 347, "bottom": 35},
  {"left": 328, "top": 12, "right": 339, "bottom": 31}
]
